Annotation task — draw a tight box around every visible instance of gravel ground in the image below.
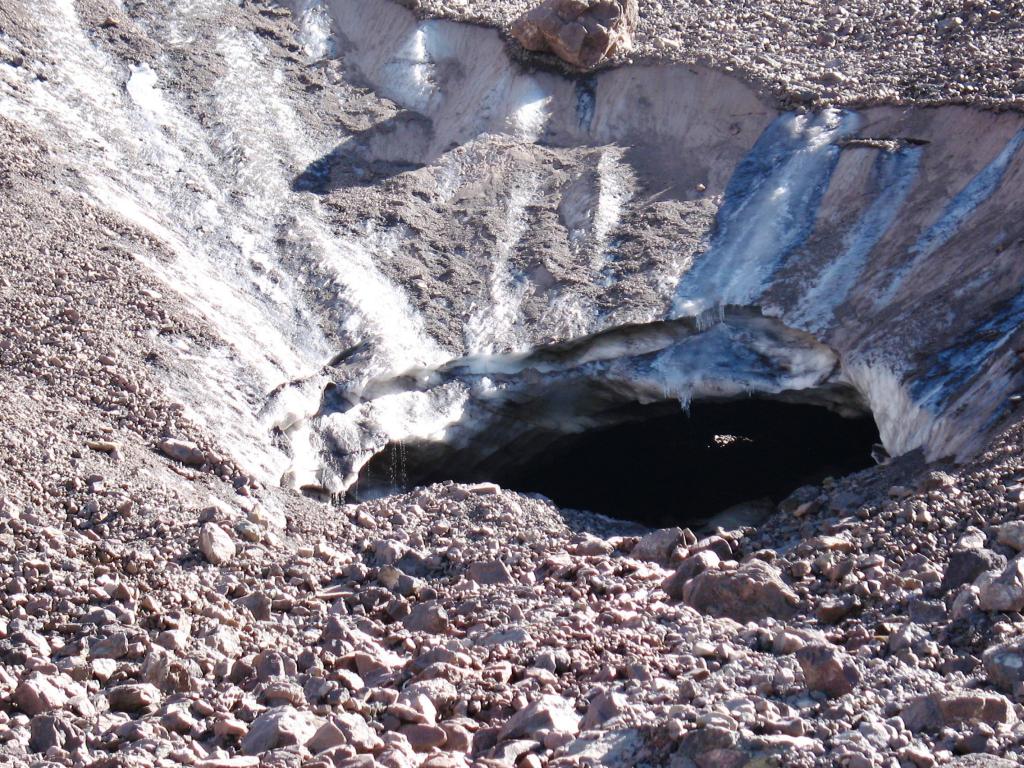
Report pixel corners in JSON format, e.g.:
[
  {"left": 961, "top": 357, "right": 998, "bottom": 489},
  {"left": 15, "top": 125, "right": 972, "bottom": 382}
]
[{"left": 411, "top": 0, "right": 1024, "bottom": 109}]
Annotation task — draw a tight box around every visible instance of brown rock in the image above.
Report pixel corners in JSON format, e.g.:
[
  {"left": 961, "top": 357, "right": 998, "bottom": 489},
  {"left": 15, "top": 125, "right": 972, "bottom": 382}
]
[
  {"left": 663, "top": 550, "right": 719, "bottom": 599},
  {"left": 334, "top": 712, "right": 384, "bottom": 753},
  {"left": 796, "top": 644, "right": 860, "bottom": 698},
  {"left": 581, "top": 691, "right": 626, "bottom": 729},
  {"left": 400, "top": 723, "right": 447, "bottom": 751},
  {"left": 630, "top": 527, "right": 683, "bottom": 566},
  {"left": 469, "top": 560, "right": 513, "bottom": 585},
  {"left": 942, "top": 548, "right": 1005, "bottom": 592},
  {"left": 29, "top": 713, "right": 82, "bottom": 753},
  {"left": 403, "top": 602, "right": 449, "bottom": 634},
  {"left": 14, "top": 674, "right": 68, "bottom": 716},
  {"left": 902, "top": 692, "right": 1016, "bottom": 733},
  {"left": 158, "top": 438, "right": 206, "bottom": 466},
  {"left": 240, "top": 706, "right": 320, "bottom": 755},
  {"left": 107, "top": 683, "right": 161, "bottom": 713},
  {"left": 308, "top": 722, "right": 347, "bottom": 754},
  {"left": 511, "top": 0, "right": 638, "bottom": 70},
  {"left": 682, "top": 559, "right": 799, "bottom": 622},
  {"left": 199, "top": 522, "right": 236, "bottom": 565}
]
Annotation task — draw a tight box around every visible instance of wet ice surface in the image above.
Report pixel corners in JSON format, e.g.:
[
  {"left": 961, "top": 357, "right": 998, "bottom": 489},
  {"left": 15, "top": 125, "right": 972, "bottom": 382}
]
[
  {"left": 672, "top": 110, "right": 858, "bottom": 317},
  {"left": 876, "top": 129, "right": 1024, "bottom": 307}
]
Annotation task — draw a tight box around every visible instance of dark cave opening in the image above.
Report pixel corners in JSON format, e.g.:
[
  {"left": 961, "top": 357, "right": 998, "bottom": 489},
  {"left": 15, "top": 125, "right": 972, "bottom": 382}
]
[{"left": 356, "top": 399, "right": 881, "bottom": 529}]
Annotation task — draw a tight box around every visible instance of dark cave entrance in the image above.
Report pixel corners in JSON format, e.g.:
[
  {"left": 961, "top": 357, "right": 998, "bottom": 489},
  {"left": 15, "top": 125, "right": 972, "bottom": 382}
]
[{"left": 356, "top": 399, "right": 880, "bottom": 529}]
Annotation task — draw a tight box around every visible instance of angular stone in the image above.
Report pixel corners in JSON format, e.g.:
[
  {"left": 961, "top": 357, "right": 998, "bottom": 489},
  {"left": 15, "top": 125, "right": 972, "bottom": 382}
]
[
  {"left": 947, "top": 756, "right": 1020, "bottom": 767},
  {"left": 996, "top": 521, "right": 1024, "bottom": 551},
  {"left": 938, "top": 692, "right": 1016, "bottom": 729},
  {"left": 308, "top": 722, "right": 347, "bottom": 754},
  {"left": 402, "top": 603, "right": 449, "bottom": 634},
  {"left": 663, "top": 550, "right": 719, "bottom": 600},
  {"left": 14, "top": 674, "right": 68, "bottom": 716},
  {"left": 581, "top": 691, "right": 626, "bottom": 730},
  {"left": 158, "top": 438, "right": 206, "bottom": 466},
  {"left": 630, "top": 527, "right": 683, "bottom": 566},
  {"left": 815, "top": 595, "right": 857, "bottom": 624},
  {"left": 902, "top": 692, "right": 1016, "bottom": 733},
  {"left": 978, "top": 557, "right": 1024, "bottom": 612},
  {"left": 400, "top": 723, "right": 447, "bottom": 751},
  {"left": 984, "top": 638, "right": 1024, "bottom": 691},
  {"left": 240, "top": 706, "right": 320, "bottom": 755},
  {"left": 29, "top": 713, "right": 82, "bottom": 753},
  {"left": 683, "top": 559, "right": 799, "bottom": 623},
  {"left": 333, "top": 712, "right": 383, "bottom": 753},
  {"left": 796, "top": 644, "right": 860, "bottom": 698},
  {"left": 498, "top": 695, "right": 580, "bottom": 741},
  {"left": 469, "top": 560, "right": 513, "bottom": 585},
  {"left": 90, "top": 632, "right": 129, "bottom": 660},
  {"left": 941, "top": 548, "right": 1005, "bottom": 592},
  {"left": 199, "top": 522, "right": 236, "bottom": 565}
]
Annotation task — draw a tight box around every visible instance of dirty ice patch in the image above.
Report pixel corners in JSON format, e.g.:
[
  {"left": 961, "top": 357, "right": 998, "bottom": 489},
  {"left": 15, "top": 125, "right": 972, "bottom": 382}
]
[
  {"left": 508, "top": 76, "right": 551, "bottom": 141},
  {"left": 127, "top": 64, "right": 173, "bottom": 127},
  {"left": 877, "top": 129, "right": 1024, "bottom": 305},
  {"left": 791, "top": 146, "right": 921, "bottom": 333},
  {"left": 911, "top": 291, "right": 1024, "bottom": 412},
  {"left": 672, "top": 109, "right": 858, "bottom": 317},
  {"left": 292, "top": 0, "right": 336, "bottom": 60}
]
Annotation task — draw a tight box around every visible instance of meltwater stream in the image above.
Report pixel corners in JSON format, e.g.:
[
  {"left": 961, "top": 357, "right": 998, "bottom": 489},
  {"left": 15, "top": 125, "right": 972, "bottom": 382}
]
[{"left": 2, "top": 0, "right": 1022, "bottom": 515}]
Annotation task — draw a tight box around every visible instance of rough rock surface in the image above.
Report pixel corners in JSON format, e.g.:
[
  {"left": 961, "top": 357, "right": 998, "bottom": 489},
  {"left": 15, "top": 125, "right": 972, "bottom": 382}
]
[
  {"left": 681, "top": 559, "right": 800, "bottom": 622},
  {"left": 511, "top": 0, "right": 639, "bottom": 69}
]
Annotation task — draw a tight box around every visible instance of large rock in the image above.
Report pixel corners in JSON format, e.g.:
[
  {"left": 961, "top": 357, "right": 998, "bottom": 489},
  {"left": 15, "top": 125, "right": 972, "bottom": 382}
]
[
  {"left": 333, "top": 712, "right": 383, "bottom": 753},
  {"left": 107, "top": 683, "right": 161, "bottom": 713},
  {"left": 630, "top": 527, "right": 683, "bottom": 566},
  {"left": 948, "top": 757, "right": 1021, "bottom": 768},
  {"left": 240, "top": 706, "right": 320, "bottom": 755},
  {"left": 978, "top": 557, "right": 1024, "bottom": 612},
  {"left": 29, "top": 714, "right": 82, "bottom": 753},
  {"left": 158, "top": 438, "right": 206, "bottom": 466},
  {"left": 682, "top": 560, "right": 799, "bottom": 623},
  {"left": 996, "top": 521, "right": 1024, "bottom": 551},
  {"left": 498, "top": 695, "right": 580, "bottom": 741},
  {"left": 511, "top": 0, "right": 638, "bottom": 70},
  {"left": 469, "top": 560, "right": 513, "bottom": 585},
  {"left": 796, "top": 644, "right": 860, "bottom": 698},
  {"left": 14, "top": 674, "right": 68, "bottom": 716},
  {"left": 984, "top": 638, "right": 1024, "bottom": 692},
  {"left": 901, "top": 692, "right": 1016, "bottom": 733},
  {"left": 402, "top": 602, "right": 449, "bottom": 634},
  {"left": 199, "top": 522, "right": 236, "bottom": 565},
  {"left": 663, "top": 550, "right": 719, "bottom": 600},
  {"left": 941, "top": 548, "right": 1005, "bottom": 592}
]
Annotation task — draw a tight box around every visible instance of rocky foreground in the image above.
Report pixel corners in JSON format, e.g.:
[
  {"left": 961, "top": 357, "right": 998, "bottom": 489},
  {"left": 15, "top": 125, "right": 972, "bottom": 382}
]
[
  {"left": 5, "top": 102, "right": 1024, "bottom": 767},
  {"left": 413, "top": 0, "right": 1024, "bottom": 109}
]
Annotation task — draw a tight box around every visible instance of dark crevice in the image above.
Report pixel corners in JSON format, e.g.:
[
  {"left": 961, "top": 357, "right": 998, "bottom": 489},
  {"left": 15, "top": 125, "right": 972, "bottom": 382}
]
[{"left": 353, "top": 398, "right": 880, "bottom": 528}]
